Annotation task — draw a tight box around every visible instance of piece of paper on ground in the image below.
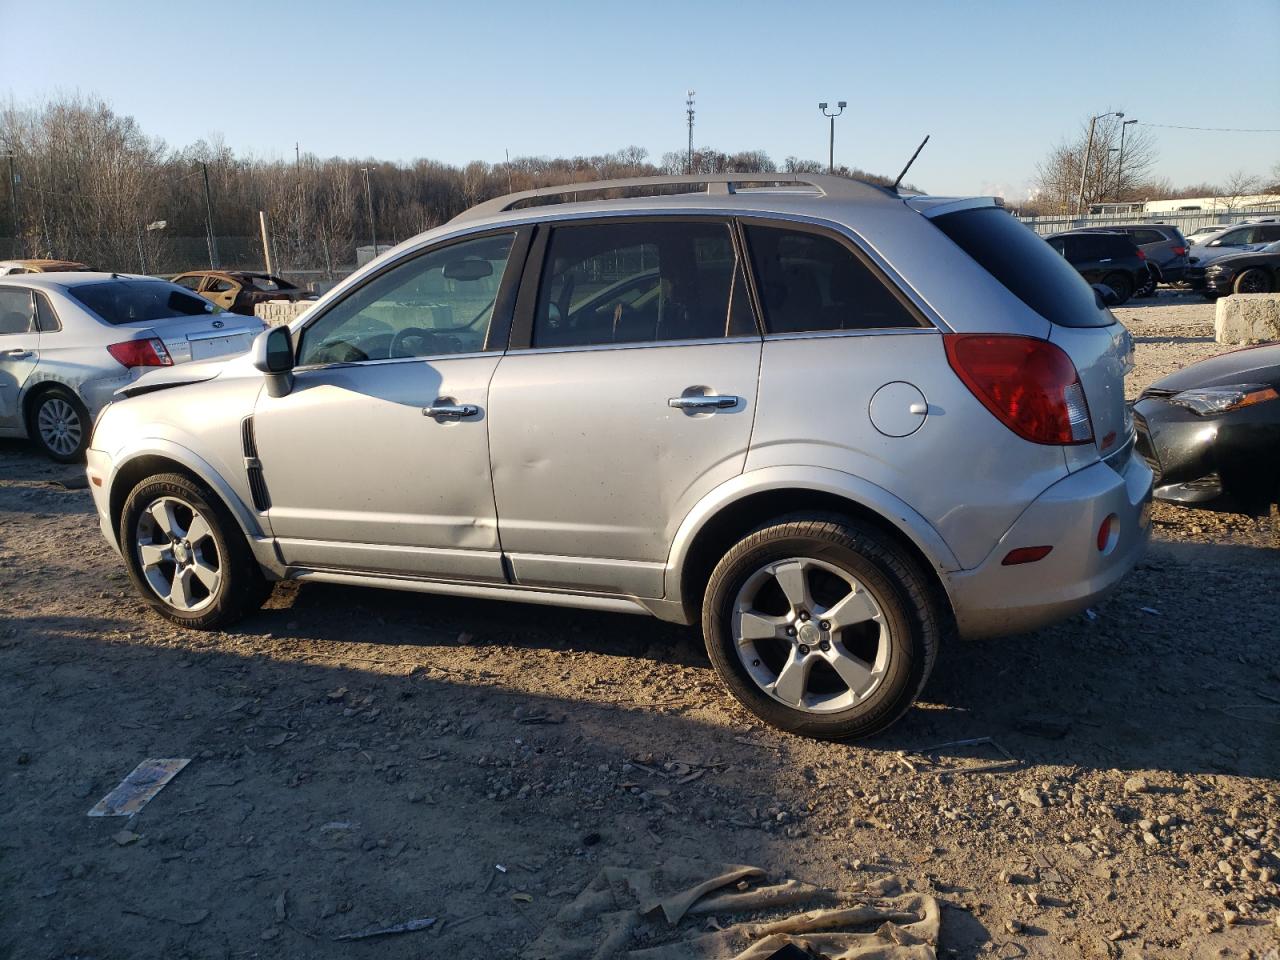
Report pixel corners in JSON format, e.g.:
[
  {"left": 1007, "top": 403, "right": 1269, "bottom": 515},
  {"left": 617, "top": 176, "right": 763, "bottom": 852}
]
[{"left": 88, "top": 758, "right": 191, "bottom": 817}]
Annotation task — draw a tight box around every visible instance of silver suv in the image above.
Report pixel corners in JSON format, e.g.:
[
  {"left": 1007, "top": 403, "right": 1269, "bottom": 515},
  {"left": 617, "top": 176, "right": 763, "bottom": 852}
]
[{"left": 86, "top": 174, "right": 1153, "bottom": 739}]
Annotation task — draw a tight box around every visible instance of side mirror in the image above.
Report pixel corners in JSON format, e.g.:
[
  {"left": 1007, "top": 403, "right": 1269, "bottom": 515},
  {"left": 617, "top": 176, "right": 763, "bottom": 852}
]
[
  {"left": 1091, "top": 283, "right": 1121, "bottom": 307},
  {"left": 252, "top": 326, "right": 295, "bottom": 397}
]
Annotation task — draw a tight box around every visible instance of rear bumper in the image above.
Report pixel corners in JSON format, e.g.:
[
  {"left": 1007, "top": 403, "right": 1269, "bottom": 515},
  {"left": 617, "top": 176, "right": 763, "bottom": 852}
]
[{"left": 944, "top": 452, "right": 1153, "bottom": 638}]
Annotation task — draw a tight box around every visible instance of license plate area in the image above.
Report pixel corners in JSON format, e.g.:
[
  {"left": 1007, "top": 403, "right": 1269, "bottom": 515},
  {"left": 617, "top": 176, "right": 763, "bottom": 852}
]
[{"left": 189, "top": 333, "right": 252, "bottom": 360}]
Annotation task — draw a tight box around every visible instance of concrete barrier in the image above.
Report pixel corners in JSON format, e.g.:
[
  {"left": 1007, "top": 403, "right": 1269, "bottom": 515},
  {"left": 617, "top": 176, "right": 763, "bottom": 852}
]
[
  {"left": 1214, "top": 293, "right": 1280, "bottom": 344},
  {"left": 254, "top": 300, "right": 314, "bottom": 327}
]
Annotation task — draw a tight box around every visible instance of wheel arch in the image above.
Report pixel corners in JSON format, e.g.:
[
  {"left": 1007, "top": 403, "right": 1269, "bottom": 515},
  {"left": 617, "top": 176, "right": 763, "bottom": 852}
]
[
  {"left": 666, "top": 467, "right": 960, "bottom": 625},
  {"left": 107, "top": 442, "right": 264, "bottom": 547},
  {"left": 21, "top": 378, "right": 87, "bottom": 434}
]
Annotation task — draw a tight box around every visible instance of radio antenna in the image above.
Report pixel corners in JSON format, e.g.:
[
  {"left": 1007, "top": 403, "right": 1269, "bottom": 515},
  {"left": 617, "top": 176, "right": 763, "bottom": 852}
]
[{"left": 892, "top": 135, "right": 930, "bottom": 192}]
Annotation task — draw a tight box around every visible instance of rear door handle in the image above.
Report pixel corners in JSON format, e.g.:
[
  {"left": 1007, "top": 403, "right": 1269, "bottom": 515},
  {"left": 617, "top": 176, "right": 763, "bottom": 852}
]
[
  {"left": 423, "top": 402, "right": 480, "bottom": 420},
  {"left": 2, "top": 349, "right": 33, "bottom": 360},
  {"left": 668, "top": 395, "right": 739, "bottom": 410}
]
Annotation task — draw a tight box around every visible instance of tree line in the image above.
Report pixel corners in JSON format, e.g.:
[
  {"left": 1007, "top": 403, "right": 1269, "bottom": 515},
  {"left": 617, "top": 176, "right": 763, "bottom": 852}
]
[{"left": 1, "top": 96, "right": 903, "bottom": 276}]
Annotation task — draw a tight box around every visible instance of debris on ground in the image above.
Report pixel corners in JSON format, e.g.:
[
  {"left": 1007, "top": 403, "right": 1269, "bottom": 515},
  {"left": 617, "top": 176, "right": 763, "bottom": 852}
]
[
  {"left": 333, "top": 916, "right": 436, "bottom": 941},
  {"left": 523, "top": 857, "right": 941, "bottom": 959},
  {"left": 88, "top": 758, "right": 191, "bottom": 817}
]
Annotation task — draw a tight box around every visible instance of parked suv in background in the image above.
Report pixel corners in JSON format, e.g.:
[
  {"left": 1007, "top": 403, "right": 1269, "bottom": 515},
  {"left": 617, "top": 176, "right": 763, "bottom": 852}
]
[
  {"left": 1046, "top": 230, "right": 1153, "bottom": 303},
  {"left": 86, "top": 175, "right": 1151, "bottom": 740},
  {"left": 1078, "top": 223, "right": 1189, "bottom": 285}
]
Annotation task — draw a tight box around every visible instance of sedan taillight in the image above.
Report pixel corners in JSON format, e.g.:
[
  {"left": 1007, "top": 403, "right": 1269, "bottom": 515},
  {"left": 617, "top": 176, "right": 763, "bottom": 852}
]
[{"left": 107, "top": 337, "right": 173, "bottom": 368}]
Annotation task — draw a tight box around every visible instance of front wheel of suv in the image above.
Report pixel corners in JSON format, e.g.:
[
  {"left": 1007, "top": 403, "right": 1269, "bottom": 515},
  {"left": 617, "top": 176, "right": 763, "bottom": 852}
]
[
  {"left": 120, "top": 472, "right": 271, "bottom": 629},
  {"left": 702, "top": 515, "right": 942, "bottom": 740}
]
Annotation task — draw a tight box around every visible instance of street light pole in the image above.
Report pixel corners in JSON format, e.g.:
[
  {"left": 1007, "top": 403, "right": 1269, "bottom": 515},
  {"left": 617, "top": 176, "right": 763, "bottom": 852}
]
[
  {"left": 1076, "top": 111, "right": 1123, "bottom": 216},
  {"left": 1115, "top": 118, "right": 1137, "bottom": 201},
  {"left": 361, "top": 166, "right": 377, "bottom": 258},
  {"left": 819, "top": 101, "right": 847, "bottom": 174}
]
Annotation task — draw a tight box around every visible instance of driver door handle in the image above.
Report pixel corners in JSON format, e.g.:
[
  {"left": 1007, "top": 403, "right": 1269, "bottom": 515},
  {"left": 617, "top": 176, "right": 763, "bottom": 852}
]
[
  {"left": 2, "top": 349, "right": 33, "bottom": 360},
  {"left": 668, "top": 395, "right": 739, "bottom": 410},
  {"left": 423, "top": 402, "right": 480, "bottom": 420}
]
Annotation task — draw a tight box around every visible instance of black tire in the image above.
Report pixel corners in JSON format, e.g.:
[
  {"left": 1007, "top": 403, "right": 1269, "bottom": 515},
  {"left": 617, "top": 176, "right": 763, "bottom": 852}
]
[
  {"left": 1202, "top": 292, "right": 1222, "bottom": 302},
  {"left": 27, "top": 386, "right": 90, "bottom": 463},
  {"left": 120, "top": 472, "right": 269, "bottom": 630},
  {"left": 1233, "top": 268, "right": 1272, "bottom": 295},
  {"left": 1102, "top": 272, "right": 1133, "bottom": 304},
  {"left": 702, "top": 514, "right": 943, "bottom": 740},
  {"left": 1135, "top": 274, "right": 1158, "bottom": 298}
]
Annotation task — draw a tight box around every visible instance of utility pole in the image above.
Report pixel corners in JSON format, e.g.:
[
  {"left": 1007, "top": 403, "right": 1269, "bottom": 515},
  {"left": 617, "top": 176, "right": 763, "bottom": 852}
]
[
  {"left": 361, "top": 166, "right": 377, "bottom": 258},
  {"left": 259, "top": 210, "right": 274, "bottom": 274},
  {"left": 1077, "top": 111, "right": 1123, "bottom": 216},
  {"left": 819, "top": 101, "right": 847, "bottom": 174},
  {"left": 3, "top": 152, "right": 18, "bottom": 258},
  {"left": 201, "top": 162, "right": 219, "bottom": 269},
  {"left": 1115, "top": 118, "right": 1137, "bottom": 201},
  {"left": 686, "top": 90, "right": 695, "bottom": 175}
]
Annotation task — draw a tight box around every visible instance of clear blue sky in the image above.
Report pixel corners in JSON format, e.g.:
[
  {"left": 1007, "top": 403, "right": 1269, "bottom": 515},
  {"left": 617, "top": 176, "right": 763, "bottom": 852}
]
[{"left": 3, "top": 0, "right": 1278, "bottom": 199}]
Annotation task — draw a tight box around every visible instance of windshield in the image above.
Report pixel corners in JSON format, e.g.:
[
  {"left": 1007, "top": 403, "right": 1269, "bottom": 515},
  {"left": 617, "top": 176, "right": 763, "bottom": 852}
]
[
  {"left": 932, "top": 207, "right": 1113, "bottom": 328},
  {"left": 68, "top": 280, "right": 217, "bottom": 325}
]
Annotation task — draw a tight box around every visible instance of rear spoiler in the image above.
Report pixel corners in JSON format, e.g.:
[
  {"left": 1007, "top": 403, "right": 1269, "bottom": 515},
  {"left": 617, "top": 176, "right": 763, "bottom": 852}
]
[{"left": 905, "top": 196, "right": 1004, "bottom": 219}]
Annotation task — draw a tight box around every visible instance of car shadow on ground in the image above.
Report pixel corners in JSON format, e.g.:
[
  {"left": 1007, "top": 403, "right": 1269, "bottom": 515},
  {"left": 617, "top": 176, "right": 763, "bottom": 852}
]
[{"left": 1, "top": 616, "right": 1001, "bottom": 959}]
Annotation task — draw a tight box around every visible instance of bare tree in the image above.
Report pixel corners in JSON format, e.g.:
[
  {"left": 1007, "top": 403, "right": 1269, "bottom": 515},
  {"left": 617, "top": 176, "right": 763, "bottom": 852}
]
[
  {"left": 1033, "top": 113, "right": 1158, "bottom": 214},
  {"left": 1218, "top": 169, "right": 1262, "bottom": 210}
]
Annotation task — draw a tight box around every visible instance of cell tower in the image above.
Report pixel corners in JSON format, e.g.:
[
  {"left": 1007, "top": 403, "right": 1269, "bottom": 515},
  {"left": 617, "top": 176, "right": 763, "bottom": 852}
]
[{"left": 686, "top": 90, "right": 696, "bottom": 174}]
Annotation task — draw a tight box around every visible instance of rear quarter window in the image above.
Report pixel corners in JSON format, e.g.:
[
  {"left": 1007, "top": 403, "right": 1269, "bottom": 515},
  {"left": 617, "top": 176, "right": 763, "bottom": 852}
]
[{"left": 933, "top": 208, "right": 1114, "bottom": 328}]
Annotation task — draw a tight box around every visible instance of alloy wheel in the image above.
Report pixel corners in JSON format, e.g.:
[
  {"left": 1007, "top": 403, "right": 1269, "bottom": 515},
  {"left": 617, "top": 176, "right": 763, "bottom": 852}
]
[
  {"left": 36, "top": 398, "right": 82, "bottom": 457},
  {"left": 732, "top": 557, "right": 889, "bottom": 713},
  {"left": 135, "top": 496, "right": 222, "bottom": 612}
]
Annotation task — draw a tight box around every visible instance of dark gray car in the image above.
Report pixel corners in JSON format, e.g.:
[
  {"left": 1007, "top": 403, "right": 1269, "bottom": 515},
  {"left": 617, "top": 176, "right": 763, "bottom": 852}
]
[{"left": 1078, "top": 223, "right": 1189, "bottom": 286}]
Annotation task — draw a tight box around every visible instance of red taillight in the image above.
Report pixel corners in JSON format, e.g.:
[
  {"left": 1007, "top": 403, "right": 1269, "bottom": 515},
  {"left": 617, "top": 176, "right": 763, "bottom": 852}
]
[
  {"left": 1002, "top": 545, "right": 1053, "bottom": 566},
  {"left": 1172, "top": 246, "right": 1187, "bottom": 256},
  {"left": 107, "top": 337, "right": 173, "bottom": 368},
  {"left": 944, "top": 334, "right": 1093, "bottom": 445},
  {"left": 1097, "top": 514, "right": 1117, "bottom": 552},
  {"left": 1135, "top": 248, "right": 1146, "bottom": 260}
]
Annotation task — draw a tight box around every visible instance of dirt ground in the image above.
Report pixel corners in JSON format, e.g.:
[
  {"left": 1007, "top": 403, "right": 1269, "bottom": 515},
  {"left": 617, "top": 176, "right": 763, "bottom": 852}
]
[{"left": 1, "top": 290, "right": 1277, "bottom": 960}]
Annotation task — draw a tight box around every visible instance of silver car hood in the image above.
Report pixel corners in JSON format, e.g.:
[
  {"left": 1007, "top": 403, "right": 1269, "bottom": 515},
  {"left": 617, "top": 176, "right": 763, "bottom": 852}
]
[{"left": 115, "top": 359, "right": 230, "bottom": 398}]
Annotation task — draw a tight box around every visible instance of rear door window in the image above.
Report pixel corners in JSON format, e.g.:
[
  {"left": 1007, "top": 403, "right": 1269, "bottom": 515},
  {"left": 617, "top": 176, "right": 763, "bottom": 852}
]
[
  {"left": 933, "top": 207, "right": 1113, "bottom": 328},
  {"left": 0, "top": 287, "right": 36, "bottom": 334},
  {"left": 531, "top": 220, "right": 757, "bottom": 348},
  {"left": 741, "top": 223, "right": 920, "bottom": 334}
]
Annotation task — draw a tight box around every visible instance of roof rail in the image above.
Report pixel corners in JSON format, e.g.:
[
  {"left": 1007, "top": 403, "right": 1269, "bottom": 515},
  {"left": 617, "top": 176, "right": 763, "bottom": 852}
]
[{"left": 451, "top": 172, "right": 894, "bottom": 223}]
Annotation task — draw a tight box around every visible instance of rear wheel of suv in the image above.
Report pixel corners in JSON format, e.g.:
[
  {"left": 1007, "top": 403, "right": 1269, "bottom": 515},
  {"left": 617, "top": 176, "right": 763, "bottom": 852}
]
[
  {"left": 1234, "top": 268, "right": 1272, "bottom": 295},
  {"left": 120, "top": 472, "right": 271, "bottom": 629},
  {"left": 702, "top": 515, "right": 941, "bottom": 740},
  {"left": 1102, "top": 272, "right": 1133, "bottom": 304}
]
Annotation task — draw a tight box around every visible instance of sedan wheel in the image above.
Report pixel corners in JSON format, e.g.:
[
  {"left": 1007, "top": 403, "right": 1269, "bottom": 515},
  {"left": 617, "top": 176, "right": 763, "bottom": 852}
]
[
  {"left": 135, "top": 495, "right": 223, "bottom": 613},
  {"left": 732, "top": 557, "right": 889, "bottom": 713},
  {"left": 1234, "top": 268, "right": 1272, "bottom": 295},
  {"left": 31, "top": 388, "right": 89, "bottom": 463}
]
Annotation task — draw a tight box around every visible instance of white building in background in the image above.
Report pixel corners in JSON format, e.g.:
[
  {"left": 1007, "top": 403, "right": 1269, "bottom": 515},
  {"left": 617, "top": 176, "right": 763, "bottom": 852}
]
[{"left": 1090, "top": 194, "right": 1280, "bottom": 215}]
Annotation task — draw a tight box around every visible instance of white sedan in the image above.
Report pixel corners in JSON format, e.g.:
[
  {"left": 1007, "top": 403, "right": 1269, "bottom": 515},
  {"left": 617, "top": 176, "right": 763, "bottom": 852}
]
[{"left": 0, "top": 273, "right": 265, "bottom": 461}]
